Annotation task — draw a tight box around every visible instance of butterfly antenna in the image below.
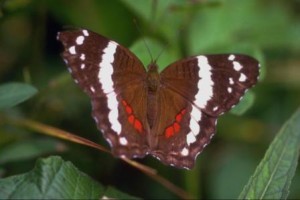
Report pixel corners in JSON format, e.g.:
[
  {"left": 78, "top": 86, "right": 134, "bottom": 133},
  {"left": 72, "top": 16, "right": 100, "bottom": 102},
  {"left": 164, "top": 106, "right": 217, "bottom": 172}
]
[
  {"left": 133, "top": 19, "right": 154, "bottom": 62},
  {"left": 154, "top": 42, "right": 169, "bottom": 64}
]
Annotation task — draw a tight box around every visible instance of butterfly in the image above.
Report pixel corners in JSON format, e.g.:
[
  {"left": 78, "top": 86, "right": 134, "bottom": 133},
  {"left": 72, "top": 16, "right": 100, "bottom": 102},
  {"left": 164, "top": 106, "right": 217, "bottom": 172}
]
[{"left": 57, "top": 29, "right": 259, "bottom": 169}]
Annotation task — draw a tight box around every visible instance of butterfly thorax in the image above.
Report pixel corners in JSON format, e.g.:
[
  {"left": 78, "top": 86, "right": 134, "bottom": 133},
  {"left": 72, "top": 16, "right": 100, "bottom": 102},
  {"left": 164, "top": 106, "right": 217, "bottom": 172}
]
[{"left": 146, "top": 62, "right": 160, "bottom": 92}]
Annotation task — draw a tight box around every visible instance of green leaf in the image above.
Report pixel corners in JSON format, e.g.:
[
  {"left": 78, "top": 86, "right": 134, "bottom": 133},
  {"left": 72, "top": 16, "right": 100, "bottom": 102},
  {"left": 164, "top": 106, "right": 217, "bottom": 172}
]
[
  {"left": 0, "top": 82, "right": 37, "bottom": 110},
  {"left": 130, "top": 38, "right": 179, "bottom": 71},
  {"left": 238, "top": 108, "right": 300, "bottom": 199},
  {"left": 48, "top": 0, "right": 137, "bottom": 44},
  {"left": 188, "top": 1, "right": 296, "bottom": 55},
  {"left": 120, "top": 0, "right": 173, "bottom": 22},
  {"left": 0, "top": 139, "right": 63, "bottom": 165},
  {"left": 121, "top": 0, "right": 190, "bottom": 47},
  {"left": 0, "top": 156, "right": 138, "bottom": 199}
]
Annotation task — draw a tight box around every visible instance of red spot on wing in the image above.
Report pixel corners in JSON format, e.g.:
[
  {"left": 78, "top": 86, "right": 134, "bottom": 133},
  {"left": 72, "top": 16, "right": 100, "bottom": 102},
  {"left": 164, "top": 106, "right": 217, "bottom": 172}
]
[
  {"left": 134, "top": 119, "right": 143, "bottom": 133},
  {"left": 164, "top": 108, "right": 186, "bottom": 138},
  {"left": 165, "top": 126, "right": 174, "bottom": 138},
  {"left": 175, "top": 113, "right": 182, "bottom": 122},
  {"left": 175, "top": 108, "right": 186, "bottom": 122},
  {"left": 126, "top": 106, "right": 132, "bottom": 114},
  {"left": 174, "top": 122, "right": 180, "bottom": 132},
  {"left": 122, "top": 100, "right": 132, "bottom": 114},
  {"left": 122, "top": 100, "right": 143, "bottom": 133},
  {"left": 128, "top": 115, "right": 134, "bottom": 124}
]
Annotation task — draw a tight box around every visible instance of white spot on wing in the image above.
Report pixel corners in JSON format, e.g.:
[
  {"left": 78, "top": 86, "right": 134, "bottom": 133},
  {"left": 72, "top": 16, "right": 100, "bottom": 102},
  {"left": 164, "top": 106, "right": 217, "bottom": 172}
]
[
  {"left": 107, "top": 93, "right": 121, "bottom": 134},
  {"left": 213, "top": 106, "right": 218, "bottom": 111},
  {"left": 181, "top": 147, "right": 189, "bottom": 156},
  {"left": 80, "top": 54, "right": 85, "bottom": 60},
  {"left": 69, "top": 46, "right": 76, "bottom": 54},
  {"left": 227, "top": 87, "right": 232, "bottom": 93},
  {"left": 228, "top": 54, "right": 235, "bottom": 61},
  {"left": 195, "top": 151, "right": 201, "bottom": 160},
  {"left": 233, "top": 61, "right": 243, "bottom": 71},
  {"left": 82, "top": 29, "right": 89, "bottom": 36},
  {"left": 153, "top": 155, "right": 161, "bottom": 161},
  {"left": 229, "top": 77, "right": 234, "bottom": 85},
  {"left": 239, "top": 73, "right": 247, "bottom": 82},
  {"left": 90, "top": 86, "right": 95, "bottom": 93},
  {"left": 187, "top": 132, "right": 196, "bottom": 145},
  {"left": 190, "top": 105, "right": 202, "bottom": 121},
  {"left": 80, "top": 63, "right": 85, "bottom": 69},
  {"left": 106, "top": 138, "right": 113, "bottom": 147},
  {"left": 99, "top": 42, "right": 116, "bottom": 93},
  {"left": 98, "top": 42, "right": 121, "bottom": 134},
  {"left": 239, "top": 96, "right": 244, "bottom": 102},
  {"left": 93, "top": 116, "right": 99, "bottom": 123},
  {"left": 194, "top": 56, "right": 213, "bottom": 109},
  {"left": 119, "top": 137, "right": 128, "bottom": 145},
  {"left": 215, "top": 119, "right": 218, "bottom": 126},
  {"left": 76, "top": 35, "right": 85, "bottom": 45},
  {"left": 189, "top": 118, "right": 200, "bottom": 136},
  {"left": 188, "top": 105, "right": 202, "bottom": 138}
]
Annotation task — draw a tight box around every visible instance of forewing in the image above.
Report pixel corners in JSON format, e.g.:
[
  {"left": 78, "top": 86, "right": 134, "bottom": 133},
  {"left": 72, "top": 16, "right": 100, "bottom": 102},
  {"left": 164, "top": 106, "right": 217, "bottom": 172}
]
[
  {"left": 161, "top": 54, "right": 259, "bottom": 116},
  {"left": 57, "top": 29, "right": 149, "bottom": 158}
]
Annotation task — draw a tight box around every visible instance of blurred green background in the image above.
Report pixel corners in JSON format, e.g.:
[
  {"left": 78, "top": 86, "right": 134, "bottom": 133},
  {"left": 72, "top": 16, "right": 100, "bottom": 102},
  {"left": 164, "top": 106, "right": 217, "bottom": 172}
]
[{"left": 0, "top": 0, "right": 300, "bottom": 199}]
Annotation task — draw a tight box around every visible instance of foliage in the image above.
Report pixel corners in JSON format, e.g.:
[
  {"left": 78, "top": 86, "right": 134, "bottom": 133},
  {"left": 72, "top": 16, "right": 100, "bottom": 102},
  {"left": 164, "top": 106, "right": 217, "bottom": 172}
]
[
  {"left": 239, "top": 109, "right": 300, "bottom": 199},
  {"left": 0, "top": 156, "right": 138, "bottom": 199},
  {"left": 0, "top": 83, "right": 37, "bottom": 110}
]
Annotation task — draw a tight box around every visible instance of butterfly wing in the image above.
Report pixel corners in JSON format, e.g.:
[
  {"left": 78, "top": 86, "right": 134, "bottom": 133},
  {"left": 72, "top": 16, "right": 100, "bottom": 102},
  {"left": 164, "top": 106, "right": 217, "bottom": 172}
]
[
  {"left": 57, "top": 29, "right": 150, "bottom": 158},
  {"left": 152, "top": 54, "right": 259, "bottom": 169}
]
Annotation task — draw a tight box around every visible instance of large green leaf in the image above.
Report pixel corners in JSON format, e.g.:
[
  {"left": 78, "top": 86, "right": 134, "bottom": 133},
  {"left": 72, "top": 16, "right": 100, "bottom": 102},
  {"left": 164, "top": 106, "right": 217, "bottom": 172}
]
[
  {"left": 188, "top": 1, "right": 297, "bottom": 54},
  {"left": 238, "top": 108, "right": 300, "bottom": 199},
  {"left": 0, "top": 139, "right": 62, "bottom": 165},
  {"left": 121, "top": 0, "right": 191, "bottom": 48},
  {"left": 0, "top": 82, "right": 37, "bottom": 110},
  {"left": 0, "top": 156, "right": 138, "bottom": 199}
]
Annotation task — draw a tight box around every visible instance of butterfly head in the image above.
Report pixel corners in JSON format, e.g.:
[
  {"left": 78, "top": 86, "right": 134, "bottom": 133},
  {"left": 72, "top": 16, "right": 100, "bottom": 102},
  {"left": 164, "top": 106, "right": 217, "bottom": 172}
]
[{"left": 147, "top": 61, "right": 159, "bottom": 72}]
